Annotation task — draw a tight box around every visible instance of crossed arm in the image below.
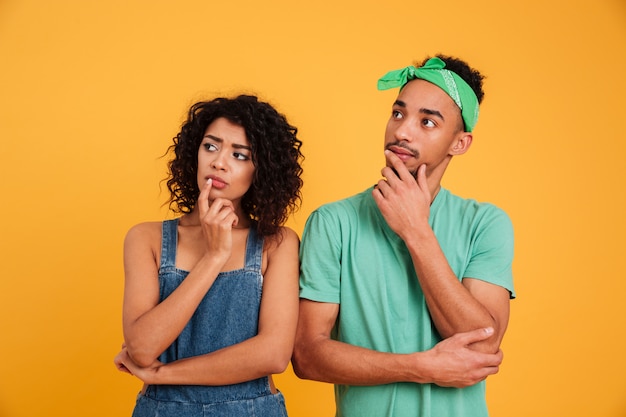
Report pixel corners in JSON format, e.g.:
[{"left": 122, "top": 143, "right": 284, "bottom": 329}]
[
  {"left": 114, "top": 182, "right": 300, "bottom": 386},
  {"left": 292, "top": 152, "right": 511, "bottom": 387},
  {"left": 292, "top": 300, "right": 502, "bottom": 388},
  {"left": 115, "top": 226, "right": 300, "bottom": 386},
  {"left": 372, "top": 153, "right": 511, "bottom": 354}
]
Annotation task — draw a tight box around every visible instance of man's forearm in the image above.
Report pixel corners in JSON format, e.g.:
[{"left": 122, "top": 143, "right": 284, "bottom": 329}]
[
  {"left": 405, "top": 228, "right": 504, "bottom": 353},
  {"left": 293, "top": 336, "right": 431, "bottom": 386},
  {"left": 292, "top": 329, "right": 502, "bottom": 388}
]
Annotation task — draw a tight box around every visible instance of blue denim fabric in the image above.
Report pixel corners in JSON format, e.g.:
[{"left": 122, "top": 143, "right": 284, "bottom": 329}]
[{"left": 131, "top": 219, "right": 287, "bottom": 417}]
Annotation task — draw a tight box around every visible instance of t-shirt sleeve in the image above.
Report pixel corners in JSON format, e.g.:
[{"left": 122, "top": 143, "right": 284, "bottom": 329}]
[
  {"left": 463, "top": 205, "right": 516, "bottom": 298},
  {"left": 299, "top": 208, "right": 342, "bottom": 304}
]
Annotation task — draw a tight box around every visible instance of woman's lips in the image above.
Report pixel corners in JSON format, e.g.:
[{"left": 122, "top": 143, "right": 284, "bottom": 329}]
[{"left": 207, "top": 176, "right": 227, "bottom": 189}]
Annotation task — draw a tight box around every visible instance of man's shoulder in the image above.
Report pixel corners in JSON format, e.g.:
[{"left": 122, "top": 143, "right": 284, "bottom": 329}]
[
  {"left": 311, "top": 187, "right": 374, "bottom": 217},
  {"left": 439, "top": 188, "right": 510, "bottom": 221}
]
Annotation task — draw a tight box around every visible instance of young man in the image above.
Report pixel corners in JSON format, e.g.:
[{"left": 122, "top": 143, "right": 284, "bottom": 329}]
[{"left": 293, "top": 55, "right": 515, "bottom": 417}]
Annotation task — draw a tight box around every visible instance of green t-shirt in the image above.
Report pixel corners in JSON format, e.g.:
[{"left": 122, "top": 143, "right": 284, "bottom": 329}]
[{"left": 299, "top": 187, "right": 515, "bottom": 417}]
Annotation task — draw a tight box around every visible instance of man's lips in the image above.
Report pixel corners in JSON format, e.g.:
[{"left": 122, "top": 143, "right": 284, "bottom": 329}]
[{"left": 388, "top": 145, "right": 416, "bottom": 161}]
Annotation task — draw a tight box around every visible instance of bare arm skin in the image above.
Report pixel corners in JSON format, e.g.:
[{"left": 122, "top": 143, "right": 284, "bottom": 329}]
[
  {"left": 115, "top": 226, "right": 300, "bottom": 386},
  {"left": 292, "top": 299, "right": 503, "bottom": 388},
  {"left": 372, "top": 152, "right": 511, "bottom": 353},
  {"left": 122, "top": 180, "right": 236, "bottom": 367}
]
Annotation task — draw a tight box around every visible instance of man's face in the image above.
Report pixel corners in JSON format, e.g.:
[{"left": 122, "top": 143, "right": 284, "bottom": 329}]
[{"left": 384, "top": 79, "right": 467, "bottom": 177}]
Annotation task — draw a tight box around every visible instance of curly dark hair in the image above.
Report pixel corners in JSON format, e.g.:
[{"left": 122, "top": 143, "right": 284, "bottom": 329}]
[
  {"left": 419, "top": 54, "right": 486, "bottom": 104},
  {"left": 165, "top": 95, "right": 304, "bottom": 237}
]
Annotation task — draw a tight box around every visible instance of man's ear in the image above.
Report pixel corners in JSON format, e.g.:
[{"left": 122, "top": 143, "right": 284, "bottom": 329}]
[{"left": 449, "top": 132, "right": 473, "bottom": 156}]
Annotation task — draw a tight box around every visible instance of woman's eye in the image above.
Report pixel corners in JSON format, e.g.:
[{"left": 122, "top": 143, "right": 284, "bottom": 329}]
[
  {"left": 234, "top": 152, "right": 250, "bottom": 161},
  {"left": 203, "top": 143, "right": 217, "bottom": 151}
]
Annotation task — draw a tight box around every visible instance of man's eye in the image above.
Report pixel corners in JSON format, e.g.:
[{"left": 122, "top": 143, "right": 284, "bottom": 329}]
[
  {"left": 392, "top": 110, "right": 403, "bottom": 119},
  {"left": 423, "top": 119, "right": 435, "bottom": 127}
]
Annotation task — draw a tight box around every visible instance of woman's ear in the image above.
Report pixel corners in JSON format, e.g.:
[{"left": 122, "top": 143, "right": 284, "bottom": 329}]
[{"left": 449, "top": 132, "right": 473, "bottom": 156}]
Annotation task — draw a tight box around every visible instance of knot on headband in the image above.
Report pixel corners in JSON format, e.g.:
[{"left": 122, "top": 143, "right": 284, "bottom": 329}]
[{"left": 377, "top": 57, "right": 480, "bottom": 132}]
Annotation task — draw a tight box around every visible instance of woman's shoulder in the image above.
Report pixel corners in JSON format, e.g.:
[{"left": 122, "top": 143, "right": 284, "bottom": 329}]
[
  {"left": 276, "top": 225, "right": 300, "bottom": 245},
  {"left": 263, "top": 226, "right": 300, "bottom": 254},
  {"left": 125, "top": 221, "right": 163, "bottom": 246},
  {"left": 277, "top": 225, "right": 299, "bottom": 240},
  {"left": 261, "top": 226, "right": 299, "bottom": 276}
]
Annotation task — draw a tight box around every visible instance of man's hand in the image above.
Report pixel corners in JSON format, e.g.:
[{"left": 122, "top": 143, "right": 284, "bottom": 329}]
[
  {"left": 373, "top": 150, "right": 431, "bottom": 241},
  {"left": 418, "top": 328, "right": 503, "bottom": 388}
]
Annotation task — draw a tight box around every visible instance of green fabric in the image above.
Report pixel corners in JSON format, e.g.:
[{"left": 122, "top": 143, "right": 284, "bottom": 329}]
[
  {"left": 377, "top": 57, "right": 480, "bottom": 132},
  {"left": 299, "top": 187, "right": 515, "bottom": 417}
]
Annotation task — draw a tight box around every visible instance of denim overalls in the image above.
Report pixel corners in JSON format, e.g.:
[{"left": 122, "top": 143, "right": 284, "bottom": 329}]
[{"left": 131, "top": 219, "right": 288, "bottom": 417}]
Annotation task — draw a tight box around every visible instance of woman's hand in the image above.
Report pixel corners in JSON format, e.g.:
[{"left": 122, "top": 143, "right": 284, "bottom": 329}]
[
  {"left": 113, "top": 343, "right": 133, "bottom": 375},
  {"left": 114, "top": 347, "right": 163, "bottom": 384},
  {"left": 198, "top": 179, "right": 239, "bottom": 261}
]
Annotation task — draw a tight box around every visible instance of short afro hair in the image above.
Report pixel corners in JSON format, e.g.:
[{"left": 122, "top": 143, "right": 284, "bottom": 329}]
[{"left": 418, "top": 54, "right": 485, "bottom": 104}]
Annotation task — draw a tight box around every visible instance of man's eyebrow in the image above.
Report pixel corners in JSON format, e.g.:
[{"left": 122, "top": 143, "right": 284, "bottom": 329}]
[
  {"left": 203, "top": 134, "right": 251, "bottom": 150},
  {"left": 420, "top": 108, "right": 444, "bottom": 121},
  {"left": 393, "top": 100, "right": 445, "bottom": 121}
]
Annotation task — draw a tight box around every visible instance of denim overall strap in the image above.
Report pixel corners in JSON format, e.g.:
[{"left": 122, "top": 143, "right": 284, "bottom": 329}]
[
  {"left": 160, "top": 219, "right": 179, "bottom": 270},
  {"left": 244, "top": 224, "right": 263, "bottom": 274},
  {"left": 133, "top": 220, "right": 288, "bottom": 416}
]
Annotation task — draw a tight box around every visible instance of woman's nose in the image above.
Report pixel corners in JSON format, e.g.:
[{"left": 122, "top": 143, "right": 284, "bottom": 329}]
[{"left": 210, "top": 152, "right": 227, "bottom": 170}]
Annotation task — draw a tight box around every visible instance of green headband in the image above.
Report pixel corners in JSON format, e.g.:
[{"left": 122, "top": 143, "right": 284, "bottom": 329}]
[{"left": 377, "top": 57, "right": 480, "bottom": 132}]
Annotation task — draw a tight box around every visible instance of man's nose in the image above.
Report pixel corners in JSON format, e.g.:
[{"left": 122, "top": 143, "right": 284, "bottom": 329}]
[{"left": 394, "top": 120, "right": 415, "bottom": 142}]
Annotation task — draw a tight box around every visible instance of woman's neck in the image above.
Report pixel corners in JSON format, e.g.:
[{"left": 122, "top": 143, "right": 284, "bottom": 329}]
[{"left": 180, "top": 207, "right": 252, "bottom": 230}]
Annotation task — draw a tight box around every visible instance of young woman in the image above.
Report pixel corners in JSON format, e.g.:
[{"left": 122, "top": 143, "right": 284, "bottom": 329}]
[{"left": 114, "top": 95, "right": 304, "bottom": 417}]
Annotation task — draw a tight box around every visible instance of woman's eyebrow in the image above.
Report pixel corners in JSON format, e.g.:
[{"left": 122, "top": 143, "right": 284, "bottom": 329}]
[
  {"left": 204, "top": 134, "right": 251, "bottom": 150},
  {"left": 232, "top": 143, "right": 251, "bottom": 151},
  {"left": 203, "top": 134, "right": 223, "bottom": 142}
]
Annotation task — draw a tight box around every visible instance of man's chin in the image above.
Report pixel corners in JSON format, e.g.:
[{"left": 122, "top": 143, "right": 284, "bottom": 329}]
[{"left": 387, "top": 162, "right": 418, "bottom": 179}]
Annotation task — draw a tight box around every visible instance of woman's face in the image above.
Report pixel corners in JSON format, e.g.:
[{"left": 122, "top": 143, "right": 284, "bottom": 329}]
[{"left": 196, "top": 117, "right": 255, "bottom": 210}]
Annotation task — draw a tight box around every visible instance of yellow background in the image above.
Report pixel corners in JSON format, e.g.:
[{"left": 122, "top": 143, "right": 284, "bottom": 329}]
[{"left": 1, "top": 0, "right": 625, "bottom": 416}]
